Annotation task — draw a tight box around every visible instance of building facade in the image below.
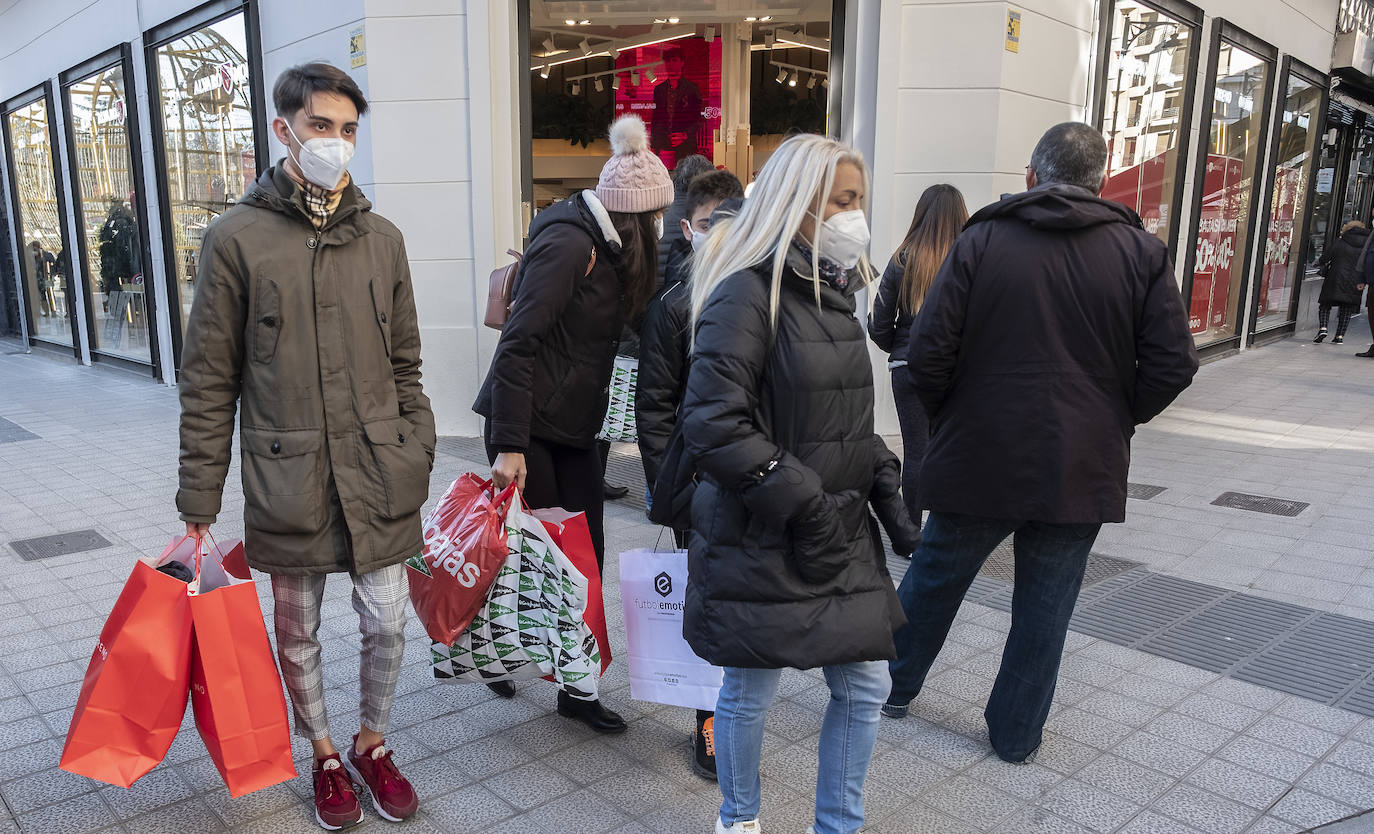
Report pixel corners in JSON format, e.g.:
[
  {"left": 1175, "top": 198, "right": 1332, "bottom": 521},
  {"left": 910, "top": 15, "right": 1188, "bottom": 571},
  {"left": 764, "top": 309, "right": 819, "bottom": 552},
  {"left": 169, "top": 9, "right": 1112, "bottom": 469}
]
[{"left": 0, "top": 0, "right": 1353, "bottom": 435}]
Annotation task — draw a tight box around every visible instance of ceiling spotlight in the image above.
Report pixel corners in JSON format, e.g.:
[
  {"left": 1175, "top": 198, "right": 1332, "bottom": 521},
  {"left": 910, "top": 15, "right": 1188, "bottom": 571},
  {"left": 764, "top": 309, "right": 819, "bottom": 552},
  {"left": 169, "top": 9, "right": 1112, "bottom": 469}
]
[
  {"left": 543, "top": 36, "right": 556, "bottom": 53},
  {"left": 565, "top": 19, "right": 576, "bottom": 26},
  {"left": 788, "top": 72, "right": 797, "bottom": 87},
  {"left": 579, "top": 38, "right": 592, "bottom": 55},
  {"left": 654, "top": 18, "right": 666, "bottom": 24},
  {"left": 705, "top": 26, "right": 716, "bottom": 43},
  {"left": 631, "top": 70, "right": 640, "bottom": 85},
  {"left": 612, "top": 74, "right": 621, "bottom": 90},
  {"left": 821, "top": 77, "right": 829, "bottom": 88},
  {"left": 594, "top": 77, "right": 604, "bottom": 92},
  {"left": 764, "top": 31, "right": 775, "bottom": 48},
  {"left": 776, "top": 66, "right": 787, "bottom": 83},
  {"left": 609, "top": 46, "right": 619, "bottom": 59},
  {"left": 571, "top": 81, "right": 581, "bottom": 95},
  {"left": 645, "top": 68, "right": 656, "bottom": 82},
  {"left": 579, "top": 19, "right": 590, "bottom": 25},
  {"left": 807, "top": 74, "right": 817, "bottom": 89},
  {"left": 539, "top": 64, "right": 549, "bottom": 79},
  {"left": 760, "top": 15, "right": 772, "bottom": 21},
  {"left": 746, "top": 16, "right": 757, "bottom": 22},
  {"left": 668, "top": 17, "right": 680, "bottom": 24}
]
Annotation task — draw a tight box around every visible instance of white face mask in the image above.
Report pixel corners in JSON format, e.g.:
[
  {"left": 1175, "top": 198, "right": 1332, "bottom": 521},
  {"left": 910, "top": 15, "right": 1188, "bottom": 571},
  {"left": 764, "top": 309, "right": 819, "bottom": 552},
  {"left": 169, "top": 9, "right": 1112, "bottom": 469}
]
[
  {"left": 653, "top": 215, "right": 665, "bottom": 240},
  {"left": 690, "top": 227, "right": 707, "bottom": 251},
  {"left": 816, "top": 209, "right": 870, "bottom": 270},
  {"left": 284, "top": 121, "right": 354, "bottom": 189}
]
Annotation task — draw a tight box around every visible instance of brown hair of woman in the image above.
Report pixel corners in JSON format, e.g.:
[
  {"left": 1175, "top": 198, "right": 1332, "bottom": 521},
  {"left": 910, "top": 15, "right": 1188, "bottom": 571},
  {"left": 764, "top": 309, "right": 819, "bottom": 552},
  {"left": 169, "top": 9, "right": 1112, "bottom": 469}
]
[{"left": 896, "top": 184, "right": 969, "bottom": 314}]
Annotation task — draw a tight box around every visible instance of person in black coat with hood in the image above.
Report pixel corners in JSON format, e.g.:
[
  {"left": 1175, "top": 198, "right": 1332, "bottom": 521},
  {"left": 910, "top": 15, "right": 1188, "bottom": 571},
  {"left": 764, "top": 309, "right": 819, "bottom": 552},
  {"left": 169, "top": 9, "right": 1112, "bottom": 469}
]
[
  {"left": 473, "top": 114, "right": 672, "bottom": 733},
  {"left": 1315, "top": 220, "right": 1368, "bottom": 345},
  {"left": 885, "top": 123, "right": 1199, "bottom": 764},
  {"left": 681, "top": 133, "right": 917, "bottom": 834}
]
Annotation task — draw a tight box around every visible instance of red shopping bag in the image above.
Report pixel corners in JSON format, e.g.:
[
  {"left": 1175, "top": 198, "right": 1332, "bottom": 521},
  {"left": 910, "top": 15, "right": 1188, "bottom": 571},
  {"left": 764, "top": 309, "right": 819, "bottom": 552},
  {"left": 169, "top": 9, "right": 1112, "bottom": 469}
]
[
  {"left": 60, "top": 541, "right": 197, "bottom": 787},
  {"left": 407, "top": 474, "right": 517, "bottom": 645},
  {"left": 188, "top": 537, "right": 296, "bottom": 797},
  {"left": 532, "top": 508, "right": 612, "bottom": 674}
]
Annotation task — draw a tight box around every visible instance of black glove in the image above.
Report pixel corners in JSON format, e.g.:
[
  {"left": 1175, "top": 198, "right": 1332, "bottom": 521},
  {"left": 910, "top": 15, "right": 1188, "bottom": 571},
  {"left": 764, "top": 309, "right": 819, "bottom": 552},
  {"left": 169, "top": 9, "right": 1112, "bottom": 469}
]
[
  {"left": 790, "top": 488, "right": 863, "bottom": 584},
  {"left": 870, "top": 438, "right": 921, "bottom": 556}
]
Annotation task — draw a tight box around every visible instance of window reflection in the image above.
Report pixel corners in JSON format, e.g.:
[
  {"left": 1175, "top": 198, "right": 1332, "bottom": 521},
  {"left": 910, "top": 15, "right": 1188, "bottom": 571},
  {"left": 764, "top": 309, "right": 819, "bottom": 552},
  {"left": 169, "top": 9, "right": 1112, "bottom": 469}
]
[
  {"left": 1188, "top": 42, "right": 1270, "bottom": 345},
  {"left": 1101, "top": 1, "right": 1194, "bottom": 247},
  {"left": 7, "top": 98, "right": 74, "bottom": 346},
  {"left": 67, "top": 62, "right": 150, "bottom": 362},
  {"left": 1255, "top": 74, "right": 1322, "bottom": 332},
  {"left": 151, "top": 12, "right": 257, "bottom": 346}
]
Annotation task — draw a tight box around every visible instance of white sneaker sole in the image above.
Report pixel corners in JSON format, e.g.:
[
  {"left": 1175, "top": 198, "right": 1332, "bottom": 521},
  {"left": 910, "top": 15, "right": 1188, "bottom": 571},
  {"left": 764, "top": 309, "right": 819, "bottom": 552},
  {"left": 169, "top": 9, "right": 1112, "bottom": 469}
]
[
  {"left": 314, "top": 804, "right": 363, "bottom": 831},
  {"left": 342, "top": 756, "right": 408, "bottom": 823}
]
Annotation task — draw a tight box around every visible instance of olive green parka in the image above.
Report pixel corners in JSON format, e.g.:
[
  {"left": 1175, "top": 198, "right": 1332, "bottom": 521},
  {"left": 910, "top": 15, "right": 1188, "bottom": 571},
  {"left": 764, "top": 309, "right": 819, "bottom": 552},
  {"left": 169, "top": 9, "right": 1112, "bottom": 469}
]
[{"left": 176, "top": 165, "right": 436, "bottom": 575}]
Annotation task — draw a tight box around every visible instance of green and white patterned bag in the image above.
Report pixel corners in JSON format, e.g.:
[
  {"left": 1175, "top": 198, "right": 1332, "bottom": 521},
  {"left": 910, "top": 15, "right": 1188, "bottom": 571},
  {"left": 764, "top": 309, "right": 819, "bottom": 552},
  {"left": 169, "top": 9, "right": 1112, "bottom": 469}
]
[
  {"left": 430, "top": 494, "right": 600, "bottom": 700},
  {"left": 597, "top": 356, "right": 638, "bottom": 443}
]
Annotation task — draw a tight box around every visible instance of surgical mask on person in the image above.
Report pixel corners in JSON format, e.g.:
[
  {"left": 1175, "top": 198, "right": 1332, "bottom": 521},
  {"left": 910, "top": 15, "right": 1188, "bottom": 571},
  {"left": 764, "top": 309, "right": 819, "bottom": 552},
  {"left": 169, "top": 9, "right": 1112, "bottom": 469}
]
[
  {"left": 284, "top": 121, "right": 353, "bottom": 189},
  {"left": 816, "top": 209, "right": 870, "bottom": 270},
  {"left": 653, "top": 215, "right": 665, "bottom": 240},
  {"left": 690, "top": 228, "right": 707, "bottom": 251}
]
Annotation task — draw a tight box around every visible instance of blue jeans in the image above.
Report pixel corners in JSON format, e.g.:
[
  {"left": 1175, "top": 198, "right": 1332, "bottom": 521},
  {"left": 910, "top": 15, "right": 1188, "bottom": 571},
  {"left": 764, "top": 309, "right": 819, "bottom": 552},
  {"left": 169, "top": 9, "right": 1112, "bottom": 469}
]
[
  {"left": 888, "top": 512, "right": 1100, "bottom": 762},
  {"left": 716, "top": 661, "right": 889, "bottom": 834}
]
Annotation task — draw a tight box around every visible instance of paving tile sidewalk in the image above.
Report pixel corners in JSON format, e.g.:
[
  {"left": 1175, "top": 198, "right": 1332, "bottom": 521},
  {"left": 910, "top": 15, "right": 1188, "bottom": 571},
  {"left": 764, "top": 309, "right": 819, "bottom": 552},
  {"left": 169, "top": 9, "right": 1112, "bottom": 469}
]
[{"left": 0, "top": 336, "right": 1372, "bottom": 834}]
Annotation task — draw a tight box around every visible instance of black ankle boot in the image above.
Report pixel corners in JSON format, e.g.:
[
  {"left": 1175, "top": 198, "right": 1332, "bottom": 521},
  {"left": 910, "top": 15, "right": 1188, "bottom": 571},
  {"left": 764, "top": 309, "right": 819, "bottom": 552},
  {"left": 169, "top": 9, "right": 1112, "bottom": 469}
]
[
  {"left": 1357, "top": 345, "right": 1374, "bottom": 357},
  {"left": 556, "top": 690, "right": 626, "bottom": 734},
  {"left": 486, "top": 680, "right": 516, "bottom": 698},
  {"left": 692, "top": 711, "right": 717, "bottom": 779}
]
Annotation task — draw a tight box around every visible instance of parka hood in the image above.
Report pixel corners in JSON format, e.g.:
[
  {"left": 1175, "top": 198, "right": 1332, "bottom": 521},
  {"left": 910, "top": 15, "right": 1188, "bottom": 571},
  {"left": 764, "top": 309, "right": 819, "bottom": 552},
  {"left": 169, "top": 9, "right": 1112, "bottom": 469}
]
[{"left": 969, "top": 183, "right": 1142, "bottom": 232}]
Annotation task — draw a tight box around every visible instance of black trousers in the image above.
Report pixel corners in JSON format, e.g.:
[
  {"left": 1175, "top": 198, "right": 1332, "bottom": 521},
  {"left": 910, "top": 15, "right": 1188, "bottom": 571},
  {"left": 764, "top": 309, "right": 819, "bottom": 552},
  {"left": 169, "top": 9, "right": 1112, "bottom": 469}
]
[
  {"left": 485, "top": 429, "right": 605, "bottom": 574},
  {"left": 1318, "top": 304, "right": 1358, "bottom": 338},
  {"left": 890, "top": 366, "right": 929, "bottom": 551}
]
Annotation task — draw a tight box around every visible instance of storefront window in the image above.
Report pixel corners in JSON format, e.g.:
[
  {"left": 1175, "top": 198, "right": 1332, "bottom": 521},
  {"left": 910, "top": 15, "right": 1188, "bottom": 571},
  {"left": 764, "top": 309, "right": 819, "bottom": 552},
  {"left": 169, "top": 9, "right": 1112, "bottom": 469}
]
[
  {"left": 1187, "top": 40, "right": 1271, "bottom": 345},
  {"left": 527, "top": 12, "right": 832, "bottom": 209},
  {"left": 5, "top": 96, "right": 75, "bottom": 347},
  {"left": 150, "top": 11, "right": 258, "bottom": 344},
  {"left": 1254, "top": 71, "right": 1322, "bottom": 332},
  {"left": 66, "top": 61, "right": 150, "bottom": 363},
  {"left": 1100, "top": 1, "right": 1196, "bottom": 249}
]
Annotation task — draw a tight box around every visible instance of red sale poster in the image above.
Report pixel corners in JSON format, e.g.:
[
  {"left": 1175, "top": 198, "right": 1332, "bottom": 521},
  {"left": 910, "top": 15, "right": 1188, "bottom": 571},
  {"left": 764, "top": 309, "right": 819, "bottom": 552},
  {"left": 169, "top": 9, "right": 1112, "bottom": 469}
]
[
  {"left": 1103, "top": 151, "right": 1169, "bottom": 237},
  {"left": 1190, "top": 154, "right": 1243, "bottom": 335},
  {"left": 1257, "top": 166, "right": 1303, "bottom": 318},
  {"left": 614, "top": 37, "right": 722, "bottom": 170}
]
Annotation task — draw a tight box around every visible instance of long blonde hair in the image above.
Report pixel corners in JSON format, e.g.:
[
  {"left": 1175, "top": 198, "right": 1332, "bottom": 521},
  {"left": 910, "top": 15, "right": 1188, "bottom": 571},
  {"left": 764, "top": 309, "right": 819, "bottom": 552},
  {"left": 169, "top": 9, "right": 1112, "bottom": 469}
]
[{"left": 690, "top": 134, "right": 876, "bottom": 332}]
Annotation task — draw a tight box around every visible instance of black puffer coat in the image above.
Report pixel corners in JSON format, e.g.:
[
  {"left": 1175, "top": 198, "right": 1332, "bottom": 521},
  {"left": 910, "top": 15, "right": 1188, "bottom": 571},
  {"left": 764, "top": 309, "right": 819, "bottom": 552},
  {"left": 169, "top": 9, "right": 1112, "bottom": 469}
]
[
  {"left": 474, "top": 191, "right": 627, "bottom": 451},
  {"left": 1319, "top": 225, "right": 1369, "bottom": 307},
  {"left": 868, "top": 254, "right": 917, "bottom": 358},
  {"left": 681, "top": 254, "right": 911, "bottom": 670},
  {"left": 636, "top": 247, "right": 692, "bottom": 487}
]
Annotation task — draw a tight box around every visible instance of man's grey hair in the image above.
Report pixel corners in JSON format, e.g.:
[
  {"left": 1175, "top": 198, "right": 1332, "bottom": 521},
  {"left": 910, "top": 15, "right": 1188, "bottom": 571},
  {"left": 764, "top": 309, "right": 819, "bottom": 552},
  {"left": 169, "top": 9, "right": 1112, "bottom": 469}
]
[{"left": 1029, "top": 122, "right": 1108, "bottom": 191}]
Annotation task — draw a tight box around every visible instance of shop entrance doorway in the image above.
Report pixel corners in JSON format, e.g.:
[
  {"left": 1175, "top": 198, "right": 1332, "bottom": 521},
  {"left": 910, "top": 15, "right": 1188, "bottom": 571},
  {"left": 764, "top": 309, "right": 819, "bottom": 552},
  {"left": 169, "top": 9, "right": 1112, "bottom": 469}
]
[{"left": 520, "top": 1, "right": 840, "bottom": 222}]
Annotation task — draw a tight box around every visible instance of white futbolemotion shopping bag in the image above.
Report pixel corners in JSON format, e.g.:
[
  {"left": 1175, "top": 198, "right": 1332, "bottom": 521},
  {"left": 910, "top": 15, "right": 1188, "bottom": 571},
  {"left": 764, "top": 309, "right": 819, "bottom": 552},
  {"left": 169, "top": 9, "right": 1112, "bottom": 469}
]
[{"left": 618, "top": 548, "right": 722, "bottom": 711}]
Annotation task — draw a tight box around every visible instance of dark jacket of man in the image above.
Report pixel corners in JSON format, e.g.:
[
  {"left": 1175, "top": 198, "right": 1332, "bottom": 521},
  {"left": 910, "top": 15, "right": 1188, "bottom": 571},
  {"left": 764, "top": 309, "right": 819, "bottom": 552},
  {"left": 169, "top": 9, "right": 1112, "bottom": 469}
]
[
  {"left": 1318, "top": 225, "right": 1369, "bottom": 307},
  {"left": 635, "top": 246, "right": 691, "bottom": 487},
  {"left": 907, "top": 183, "right": 1198, "bottom": 525},
  {"left": 650, "top": 78, "right": 703, "bottom": 163},
  {"left": 868, "top": 254, "right": 917, "bottom": 359},
  {"left": 177, "top": 165, "right": 436, "bottom": 576},
  {"left": 681, "top": 255, "right": 912, "bottom": 670},
  {"left": 473, "top": 191, "right": 627, "bottom": 451}
]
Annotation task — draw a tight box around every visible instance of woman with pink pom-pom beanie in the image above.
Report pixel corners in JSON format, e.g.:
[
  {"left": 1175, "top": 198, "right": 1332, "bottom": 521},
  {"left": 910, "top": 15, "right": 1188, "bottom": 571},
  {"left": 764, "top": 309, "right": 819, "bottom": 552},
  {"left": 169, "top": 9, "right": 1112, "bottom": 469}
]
[{"left": 473, "top": 114, "right": 673, "bottom": 732}]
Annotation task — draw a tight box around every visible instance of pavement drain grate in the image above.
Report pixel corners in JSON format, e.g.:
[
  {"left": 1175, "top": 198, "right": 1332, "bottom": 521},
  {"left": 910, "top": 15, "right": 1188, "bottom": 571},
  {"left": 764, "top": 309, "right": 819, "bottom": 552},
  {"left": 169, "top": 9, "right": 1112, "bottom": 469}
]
[
  {"left": 1070, "top": 573, "right": 1230, "bottom": 646},
  {"left": 1210, "top": 491, "right": 1310, "bottom": 517},
  {"left": 8, "top": 529, "right": 112, "bottom": 561},
  {"left": 0, "top": 416, "right": 39, "bottom": 444},
  {"left": 1140, "top": 593, "right": 1313, "bottom": 674},
  {"left": 1127, "top": 482, "right": 1168, "bottom": 500},
  {"left": 1234, "top": 613, "right": 1374, "bottom": 705}
]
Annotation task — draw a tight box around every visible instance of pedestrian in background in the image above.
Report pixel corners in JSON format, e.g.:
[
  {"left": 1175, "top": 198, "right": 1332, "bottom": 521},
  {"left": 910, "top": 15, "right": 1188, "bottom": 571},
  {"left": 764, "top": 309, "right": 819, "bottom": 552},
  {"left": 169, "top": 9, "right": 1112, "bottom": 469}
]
[
  {"left": 472, "top": 113, "right": 671, "bottom": 734},
  {"left": 868, "top": 183, "right": 968, "bottom": 557},
  {"left": 680, "top": 133, "right": 918, "bottom": 834},
  {"left": 659, "top": 154, "right": 716, "bottom": 284},
  {"left": 1315, "top": 220, "right": 1368, "bottom": 345},
  {"left": 636, "top": 169, "right": 743, "bottom": 782},
  {"left": 176, "top": 63, "right": 434, "bottom": 829},
  {"left": 885, "top": 123, "right": 1198, "bottom": 764}
]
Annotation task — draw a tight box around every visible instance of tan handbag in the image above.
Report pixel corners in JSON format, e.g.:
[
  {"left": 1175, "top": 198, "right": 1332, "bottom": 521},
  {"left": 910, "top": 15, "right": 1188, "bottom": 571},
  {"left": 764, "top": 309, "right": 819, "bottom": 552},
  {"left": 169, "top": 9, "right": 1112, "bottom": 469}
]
[{"left": 483, "top": 247, "right": 596, "bottom": 330}]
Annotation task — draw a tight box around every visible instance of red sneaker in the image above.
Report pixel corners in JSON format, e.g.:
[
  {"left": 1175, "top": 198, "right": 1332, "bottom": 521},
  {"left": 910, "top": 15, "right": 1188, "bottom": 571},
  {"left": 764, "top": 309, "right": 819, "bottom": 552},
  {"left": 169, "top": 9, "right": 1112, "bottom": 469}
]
[
  {"left": 312, "top": 754, "right": 363, "bottom": 830},
  {"left": 345, "top": 736, "right": 419, "bottom": 822}
]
